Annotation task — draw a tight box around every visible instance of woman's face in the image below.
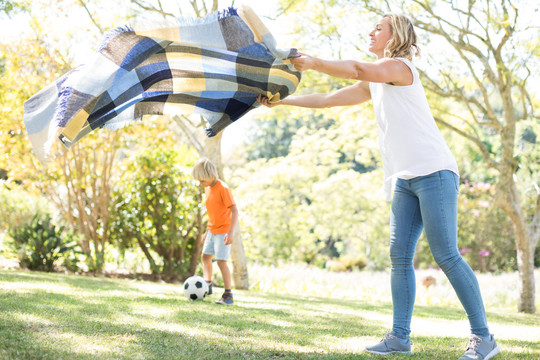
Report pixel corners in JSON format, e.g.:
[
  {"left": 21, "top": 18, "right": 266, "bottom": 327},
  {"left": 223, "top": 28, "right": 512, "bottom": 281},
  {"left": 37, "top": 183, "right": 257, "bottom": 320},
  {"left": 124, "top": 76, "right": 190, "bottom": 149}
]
[{"left": 368, "top": 17, "right": 393, "bottom": 58}]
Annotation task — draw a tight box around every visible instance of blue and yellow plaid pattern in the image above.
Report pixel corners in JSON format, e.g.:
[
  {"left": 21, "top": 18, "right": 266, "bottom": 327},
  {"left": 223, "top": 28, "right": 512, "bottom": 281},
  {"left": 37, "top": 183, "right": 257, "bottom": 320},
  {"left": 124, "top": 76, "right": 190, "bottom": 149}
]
[{"left": 23, "top": 6, "right": 301, "bottom": 163}]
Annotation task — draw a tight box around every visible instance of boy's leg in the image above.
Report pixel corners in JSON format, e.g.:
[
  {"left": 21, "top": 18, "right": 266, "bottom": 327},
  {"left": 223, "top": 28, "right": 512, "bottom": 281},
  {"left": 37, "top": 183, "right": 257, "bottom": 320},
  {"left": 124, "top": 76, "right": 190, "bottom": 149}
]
[
  {"left": 214, "top": 233, "right": 233, "bottom": 305},
  {"left": 201, "top": 232, "right": 215, "bottom": 295},
  {"left": 202, "top": 254, "right": 213, "bottom": 282},
  {"left": 214, "top": 233, "right": 232, "bottom": 289},
  {"left": 216, "top": 260, "right": 232, "bottom": 290},
  {"left": 215, "top": 260, "right": 233, "bottom": 305}
]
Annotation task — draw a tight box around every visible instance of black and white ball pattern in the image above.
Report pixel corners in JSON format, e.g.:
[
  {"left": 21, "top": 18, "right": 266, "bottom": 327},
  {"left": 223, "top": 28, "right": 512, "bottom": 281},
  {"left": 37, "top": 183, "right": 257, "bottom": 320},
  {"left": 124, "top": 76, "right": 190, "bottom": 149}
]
[{"left": 183, "top": 276, "right": 208, "bottom": 301}]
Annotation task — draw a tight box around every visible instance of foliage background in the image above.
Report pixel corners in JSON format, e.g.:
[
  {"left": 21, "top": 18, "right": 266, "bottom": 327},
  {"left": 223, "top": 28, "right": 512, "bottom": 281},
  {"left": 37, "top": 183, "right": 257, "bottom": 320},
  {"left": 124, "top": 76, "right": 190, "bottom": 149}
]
[{"left": 0, "top": 0, "right": 538, "bottom": 283}]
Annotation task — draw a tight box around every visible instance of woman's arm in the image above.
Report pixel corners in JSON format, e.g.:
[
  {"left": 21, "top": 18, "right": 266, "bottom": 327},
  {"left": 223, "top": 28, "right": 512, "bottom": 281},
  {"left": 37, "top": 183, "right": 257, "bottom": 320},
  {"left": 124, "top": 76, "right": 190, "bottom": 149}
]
[
  {"left": 292, "top": 54, "right": 412, "bottom": 86},
  {"left": 258, "top": 80, "right": 371, "bottom": 109}
]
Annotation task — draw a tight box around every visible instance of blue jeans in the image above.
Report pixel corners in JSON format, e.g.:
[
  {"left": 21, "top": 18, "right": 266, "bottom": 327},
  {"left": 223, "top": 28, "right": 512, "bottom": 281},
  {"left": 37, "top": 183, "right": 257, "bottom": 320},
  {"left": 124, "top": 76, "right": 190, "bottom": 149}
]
[{"left": 390, "top": 170, "right": 489, "bottom": 339}]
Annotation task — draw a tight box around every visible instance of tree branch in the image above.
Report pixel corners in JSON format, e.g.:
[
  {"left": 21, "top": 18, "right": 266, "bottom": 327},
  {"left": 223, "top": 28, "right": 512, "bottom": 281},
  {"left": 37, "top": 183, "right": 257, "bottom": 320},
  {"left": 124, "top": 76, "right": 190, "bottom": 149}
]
[
  {"left": 495, "top": 0, "right": 517, "bottom": 57},
  {"left": 172, "top": 115, "right": 205, "bottom": 155},
  {"left": 412, "top": 16, "right": 500, "bottom": 90},
  {"left": 529, "top": 190, "right": 540, "bottom": 247},
  {"left": 78, "top": 0, "right": 104, "bottom": 34},
  {"left": 412, "top": 0, "right": 487, "bottom": 44},
  {"left": 433, "top": 115, "right": 498, "bottom": 169},
  {"left": 130, "top": 0, "right": 176, "bottom": 18},
  {"left": 444, "top": 46, "right": 500, "bottom": 126},
  {"left": 418, "top": 67, "right": 498, "bottom": 130}
]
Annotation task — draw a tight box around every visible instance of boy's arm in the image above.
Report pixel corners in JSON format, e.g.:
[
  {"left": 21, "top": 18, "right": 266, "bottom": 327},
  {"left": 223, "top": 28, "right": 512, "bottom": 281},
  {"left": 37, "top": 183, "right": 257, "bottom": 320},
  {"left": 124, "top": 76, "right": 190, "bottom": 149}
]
[{"left": 224, "top": 205, "right": 238, "bottom": 245}]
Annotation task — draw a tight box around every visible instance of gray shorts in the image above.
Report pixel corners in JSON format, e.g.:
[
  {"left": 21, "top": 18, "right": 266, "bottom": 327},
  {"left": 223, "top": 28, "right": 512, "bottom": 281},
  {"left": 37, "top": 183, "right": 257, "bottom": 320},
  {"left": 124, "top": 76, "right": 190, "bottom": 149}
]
[{"left": 202, "top": 231, "right": 231, "bottom": 261}]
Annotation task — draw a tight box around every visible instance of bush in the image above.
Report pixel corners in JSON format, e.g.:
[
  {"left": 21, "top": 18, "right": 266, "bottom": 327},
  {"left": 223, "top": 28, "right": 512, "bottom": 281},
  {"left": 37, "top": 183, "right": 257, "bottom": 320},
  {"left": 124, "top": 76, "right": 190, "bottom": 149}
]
[
  {"left": 325, "top": 254, "right": 368, "bottom": 272},
  {"left": 0, "top": 183, "right": 49, "bottom": 232},
  {"left": 414, "top": 181, "right": 516, "bottom": 272},
  {"left": 8, "top": 213, "right": 81, "bottom": 272},
  {"left": 110, "top": 146, "right": 204, "bottom": 282}
]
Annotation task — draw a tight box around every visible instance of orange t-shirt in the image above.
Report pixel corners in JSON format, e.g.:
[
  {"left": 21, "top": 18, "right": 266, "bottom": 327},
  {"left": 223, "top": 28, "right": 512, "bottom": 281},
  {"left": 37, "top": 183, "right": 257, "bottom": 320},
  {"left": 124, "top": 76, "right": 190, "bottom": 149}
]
[{"left": 205, "top": 180, "right": 236, "bottom": 234}]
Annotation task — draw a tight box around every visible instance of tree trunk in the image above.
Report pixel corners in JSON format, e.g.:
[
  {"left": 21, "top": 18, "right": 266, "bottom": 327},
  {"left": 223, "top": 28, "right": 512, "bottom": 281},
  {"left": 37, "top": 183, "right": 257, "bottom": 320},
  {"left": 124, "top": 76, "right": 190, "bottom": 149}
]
[
  {"left": 516, "top": 242, "right": 536, "bottom": 313},
  {"left": 187, "top": 208, "right": 205, "bottom": 279},
  {"left": 497, "top": 186, "right": 537, "bottom": 313},
  {"left": 203, "top": 133, "right": 250, "bottom": 289},
  {"left": 230, "top": 226, "right": 249, "bottom": 289},
  {"left": 494, "top": 123, "right": 536, "bottom": 312},
  {"left": 137, "top": 236, "right": 158, "bottom": 274}
]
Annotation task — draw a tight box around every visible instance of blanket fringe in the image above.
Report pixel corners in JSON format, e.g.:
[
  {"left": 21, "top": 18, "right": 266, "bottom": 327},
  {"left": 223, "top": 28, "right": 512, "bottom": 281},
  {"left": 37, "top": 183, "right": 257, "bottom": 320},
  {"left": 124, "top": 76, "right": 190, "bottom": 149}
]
[
  {"left": 131, "top": 7, "right": 238, "bottom": 32},
  {"left": 218, "top": 7, "right": 237, "bottom": 19},
  {"left": 99, "top": 8, "right": 236, "bottom": 48},
  {"left": 177, "top": 6, "right": 237, "bottom": 26},
  {"left": 55, "top": 85, "right": 73, "bottom": 128},
  {"left": 97, "top": 25, "right": 133, "bottom": 52}
]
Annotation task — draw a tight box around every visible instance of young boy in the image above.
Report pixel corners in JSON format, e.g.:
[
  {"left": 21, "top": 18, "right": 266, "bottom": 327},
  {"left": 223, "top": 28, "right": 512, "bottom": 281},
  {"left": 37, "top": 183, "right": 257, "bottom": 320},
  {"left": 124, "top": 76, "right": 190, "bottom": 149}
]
[{"left": 191, "top": 158, "right": 239, "bottom": 305}]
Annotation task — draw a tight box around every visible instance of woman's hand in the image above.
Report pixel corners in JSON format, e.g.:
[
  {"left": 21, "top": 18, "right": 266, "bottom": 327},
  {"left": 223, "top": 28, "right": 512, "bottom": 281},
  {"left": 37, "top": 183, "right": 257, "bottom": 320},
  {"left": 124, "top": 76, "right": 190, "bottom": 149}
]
[
  {"left": 290, "top": 52, "right": 316, "bottom": 72},
  {"left": 256, "top": 94, "right": 281, "bottom": 108}
]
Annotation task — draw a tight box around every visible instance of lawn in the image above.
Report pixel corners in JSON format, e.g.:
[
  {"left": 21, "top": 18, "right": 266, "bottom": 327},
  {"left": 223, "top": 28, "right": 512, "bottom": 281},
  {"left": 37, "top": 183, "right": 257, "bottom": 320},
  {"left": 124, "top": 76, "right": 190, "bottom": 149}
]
[{"left": 0, "top": 268, "right": 538, "bottom": 360}]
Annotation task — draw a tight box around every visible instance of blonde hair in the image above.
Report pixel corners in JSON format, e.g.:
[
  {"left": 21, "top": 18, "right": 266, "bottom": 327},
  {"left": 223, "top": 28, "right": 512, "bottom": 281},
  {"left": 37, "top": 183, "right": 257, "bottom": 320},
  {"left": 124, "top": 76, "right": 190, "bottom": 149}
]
[
  {"left": 383, "top": 13, "right": 420, "bottom": 60},
  {"left": 191, "top": 158, "right": 218, "bottom": 182}
]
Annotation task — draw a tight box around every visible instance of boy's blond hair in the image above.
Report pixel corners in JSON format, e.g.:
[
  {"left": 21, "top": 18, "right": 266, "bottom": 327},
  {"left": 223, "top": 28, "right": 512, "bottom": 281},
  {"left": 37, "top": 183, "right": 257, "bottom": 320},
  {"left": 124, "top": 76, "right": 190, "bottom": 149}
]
[{"left": 192, "top": 158, "right": 218, "bottom": 182}]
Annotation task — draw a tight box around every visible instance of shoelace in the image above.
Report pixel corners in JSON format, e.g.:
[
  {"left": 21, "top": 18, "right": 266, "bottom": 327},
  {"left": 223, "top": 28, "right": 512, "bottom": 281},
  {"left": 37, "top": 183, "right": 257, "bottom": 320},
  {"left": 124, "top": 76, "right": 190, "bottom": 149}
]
[
  {"left": 380, "top": 331, "right": 397, "bottom": 343},
  {"left": 466, "top": 335, "right": 482, "bottom": 351}
]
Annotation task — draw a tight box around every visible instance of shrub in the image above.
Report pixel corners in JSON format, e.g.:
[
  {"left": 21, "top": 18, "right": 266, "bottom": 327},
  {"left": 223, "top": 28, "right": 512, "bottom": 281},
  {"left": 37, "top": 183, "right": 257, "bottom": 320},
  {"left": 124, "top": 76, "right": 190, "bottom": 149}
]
[
  {"left": 8, "top": 213, "right": 81, "bottom": 272},
  {"left": 110, "top": 146, "right": 204, "bottom": 282},
  {"left": 0, "top": 183, "right": 49, "bottom": 232},
  {"left": 414, "top": 180, "right": 516, "bottom": 272},
  {"left": 325, "top": 254, "right": 368, "bottom": 272}
]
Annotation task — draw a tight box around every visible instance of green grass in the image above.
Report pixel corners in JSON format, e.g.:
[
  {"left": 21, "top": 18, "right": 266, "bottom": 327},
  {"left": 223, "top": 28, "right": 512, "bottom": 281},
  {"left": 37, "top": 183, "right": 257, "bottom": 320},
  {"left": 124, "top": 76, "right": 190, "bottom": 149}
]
[{"left": 0, "top": 269, "right": 538, "bottom": 359}]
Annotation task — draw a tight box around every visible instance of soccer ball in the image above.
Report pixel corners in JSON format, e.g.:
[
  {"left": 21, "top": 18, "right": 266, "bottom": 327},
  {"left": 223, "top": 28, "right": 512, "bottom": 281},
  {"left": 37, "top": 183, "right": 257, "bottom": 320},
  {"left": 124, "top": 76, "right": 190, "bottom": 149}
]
[{"left": 183, "top": 276, "right": 208, "bottom": 301}]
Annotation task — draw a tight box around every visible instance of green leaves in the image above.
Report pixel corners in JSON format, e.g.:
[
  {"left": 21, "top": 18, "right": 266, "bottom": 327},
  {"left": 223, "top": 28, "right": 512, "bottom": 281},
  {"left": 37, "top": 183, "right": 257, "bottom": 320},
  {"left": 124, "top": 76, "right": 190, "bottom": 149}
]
[
  {"left": 110, "top": 145, "right": 203, "bottom": 281},
  {"left": 7, "top": 213, "right": 81, "bottom": 272}
]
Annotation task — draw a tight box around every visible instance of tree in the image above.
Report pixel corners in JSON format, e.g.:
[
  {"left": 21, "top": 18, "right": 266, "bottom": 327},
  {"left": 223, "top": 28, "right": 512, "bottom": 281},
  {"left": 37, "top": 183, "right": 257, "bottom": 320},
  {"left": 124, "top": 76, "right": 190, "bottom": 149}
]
[
  {"left": 279, "top": 0, "right": 539, "bottom": 312},
  {"left": 3, "top": 0, "right": 250, "bottom": 282},
  {"left": 127, "top": 0, "right": 249, "bottom": 289},
  {"left": 1, "top": 0, "right": 142, "bottom": 272},
  {"left": 40, "top": 134, "right": 119, "bottom": 272},
  {"left": 233, "top": 100, "right": 390, "bottom": 269},
  {"left": 173, "top": 115, "right": 249, "bottom": 289},
  {"left": 400, "top": 0, "right": 538, "bottom": 313},
  {"left": 110, "top": 146, "right": 204, "bottom": 281},
  {"left": 0, "top": 32, "right": 115, "bottom": 268},
  {"left": 0, "top": 0, "right": 28, "bottom": 15},
  {"left": 342, "top": 0, "right": 540, "bottom": 312}
]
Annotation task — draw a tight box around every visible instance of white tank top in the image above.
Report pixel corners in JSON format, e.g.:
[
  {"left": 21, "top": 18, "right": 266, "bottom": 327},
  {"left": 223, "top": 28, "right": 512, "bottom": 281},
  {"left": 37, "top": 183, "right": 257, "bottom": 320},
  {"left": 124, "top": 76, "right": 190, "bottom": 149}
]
[{"left": 368, "top": 57, "right": 458, "bottom": 200}]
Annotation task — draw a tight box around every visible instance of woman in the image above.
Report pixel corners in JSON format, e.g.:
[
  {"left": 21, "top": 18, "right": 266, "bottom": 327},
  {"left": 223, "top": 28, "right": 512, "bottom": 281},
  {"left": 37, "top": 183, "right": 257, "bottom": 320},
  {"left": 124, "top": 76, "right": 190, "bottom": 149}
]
[{"left": 257, "top": 13, "right": 500, "bottom": 360}]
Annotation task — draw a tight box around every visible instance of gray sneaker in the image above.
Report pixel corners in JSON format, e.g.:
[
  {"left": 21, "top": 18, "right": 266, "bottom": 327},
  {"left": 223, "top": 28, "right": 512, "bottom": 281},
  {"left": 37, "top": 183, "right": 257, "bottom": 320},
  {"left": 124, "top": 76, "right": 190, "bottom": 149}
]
[
  {"left": 365, "top": 331, "right": 412, "bottom": 355},
  {"left": 458, "top": 334, "right": 500, "bottom": 360}
]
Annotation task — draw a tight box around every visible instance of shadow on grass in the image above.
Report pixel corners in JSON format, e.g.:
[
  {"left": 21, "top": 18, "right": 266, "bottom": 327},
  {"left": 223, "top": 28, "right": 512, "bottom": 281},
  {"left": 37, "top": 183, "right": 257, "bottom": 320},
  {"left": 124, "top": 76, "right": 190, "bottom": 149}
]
[
  {"left": 252, "top": 291, "right": 540, "bottom": 328},
  {"left": 0, "top": 269, "right": 141, "bottom": 292}
]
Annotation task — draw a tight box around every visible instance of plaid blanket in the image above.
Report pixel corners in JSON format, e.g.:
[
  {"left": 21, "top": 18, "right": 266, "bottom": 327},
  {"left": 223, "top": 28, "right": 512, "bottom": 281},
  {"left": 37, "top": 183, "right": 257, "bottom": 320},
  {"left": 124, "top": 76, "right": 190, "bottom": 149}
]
[{"left": 23, "top": 6, "right": 301, "bottom": 163}]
